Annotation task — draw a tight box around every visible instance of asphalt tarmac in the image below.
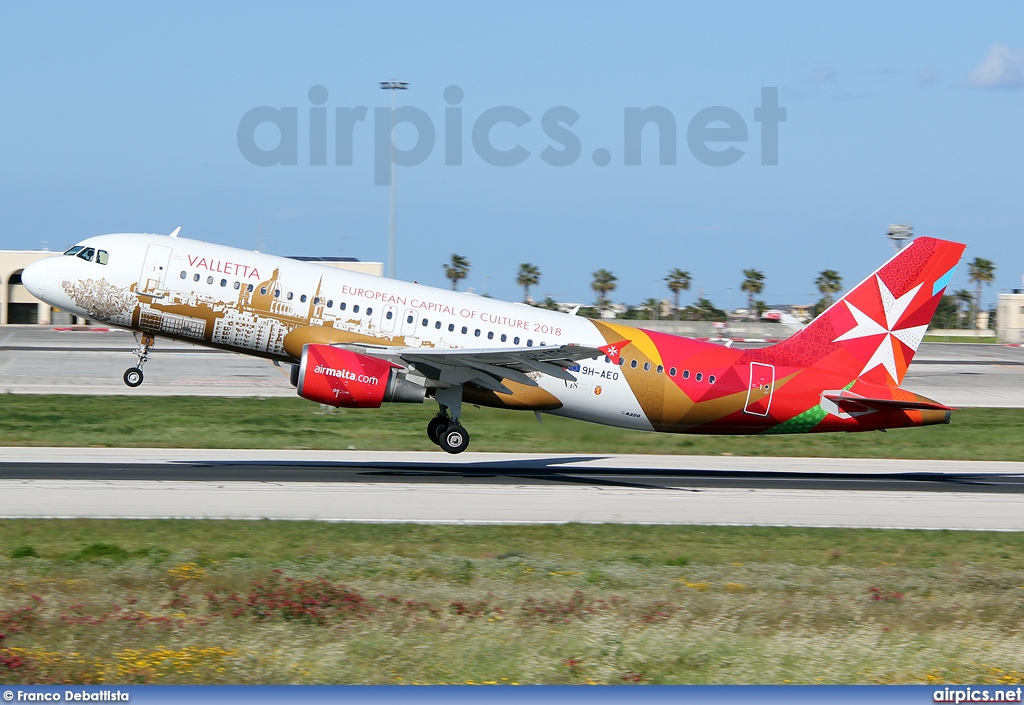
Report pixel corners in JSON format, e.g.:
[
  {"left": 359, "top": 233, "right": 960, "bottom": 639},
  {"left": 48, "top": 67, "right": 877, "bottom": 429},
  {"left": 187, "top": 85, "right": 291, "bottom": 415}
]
[
  {"left": 1, "top": 327, "right": 1023, "bottom": 407},
  {"left": 2, "top": 449, "right": 1023, "bottom": 530}
]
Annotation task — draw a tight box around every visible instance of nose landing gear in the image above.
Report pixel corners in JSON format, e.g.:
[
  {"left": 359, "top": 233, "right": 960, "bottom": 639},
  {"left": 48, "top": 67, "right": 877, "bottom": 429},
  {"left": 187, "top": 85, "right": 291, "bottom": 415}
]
[{"left": 124, "top": 334, "right": 155, "bottom": 388}]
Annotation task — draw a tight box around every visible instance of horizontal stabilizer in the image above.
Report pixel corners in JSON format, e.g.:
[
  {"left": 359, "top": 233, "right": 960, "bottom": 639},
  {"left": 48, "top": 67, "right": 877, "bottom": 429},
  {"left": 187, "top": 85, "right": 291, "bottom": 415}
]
[{"left": 823, "top": 393, "right": 952, "bottom": 412}]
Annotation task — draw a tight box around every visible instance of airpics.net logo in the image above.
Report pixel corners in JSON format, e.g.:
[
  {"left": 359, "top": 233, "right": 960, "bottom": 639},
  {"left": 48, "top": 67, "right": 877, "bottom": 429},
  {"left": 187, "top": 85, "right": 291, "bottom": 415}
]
[{"left": 237, "top": 85, "right": 787, "bottom": 185}]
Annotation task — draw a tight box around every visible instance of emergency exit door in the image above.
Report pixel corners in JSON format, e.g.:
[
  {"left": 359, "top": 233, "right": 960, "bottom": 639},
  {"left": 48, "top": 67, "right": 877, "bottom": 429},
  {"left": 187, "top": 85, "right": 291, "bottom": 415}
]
[
  {"left": 743, "top": 362, "right": 775, "bottom": 416},
  {"left": 139, "top": 244, "right": 172, "bottom": 294}
]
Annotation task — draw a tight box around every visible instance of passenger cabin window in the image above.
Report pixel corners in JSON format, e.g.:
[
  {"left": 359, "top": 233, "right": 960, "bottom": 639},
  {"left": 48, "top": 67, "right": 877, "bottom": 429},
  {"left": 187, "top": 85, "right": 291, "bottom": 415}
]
[
  {"left": 300, "top": 294, "right": 306, "bottom": 302},
  {"left": 193, "top": 274, "right": 200, "bottom": 282},
  {"left": 327, "top": 300, "right": 334, "bottom": 308},
  {"left": 487, "top": 331, "right": 494, "bottom": 340},
  {"left": 448, "top": 324, "right": 455, "bottom": 332},
  {"left": 247, "top": 284, "right": 254, "bottom": 293},
  {"left": 682, "top": 370, "right": 690, "bottom": 379},
  {"left": 386, "top": 311, "right": 394, "bottom": 320},
  {"left": 669, "top": 367, "right": 677, "bottom": 376},
  {"left": 461, "top": 326, "right": 468, "bottom": 334},
  {"left": 207, "top": 276, "right": 214, "bottom": 285},
  {"left": 630, "top": 360, "right": 638, "bottom": 368},
  {"left": 500, "top": 334, "right": 507, "bottom": 342},
  {"left": 408, "top": 315, "right": 415, "bottom": 324},
  {"left": 97, "top": 250, "right": 109, "bottom": 265},
  {"left": 709, "top": 375, "right": 717, "bottom": 384},
  {"left": 180, "top": 271, "right": 187, "bottom": 279},
  {"left": 260, "top": 287, "right": 267, "bottom": 295},
  {"left": 695, "top": 372, "right": 703, "bottom": 382},
  {"left": 514, "top": 336, "right": 520, "bottom": 345},
  {"left": 286, "top": 292, "right": 293, "bottom": 300},
  {"left": 656, "top": 365, "right": 664, "bottom": 374},
  {"left": 366, "top": 307, "right": 373, "bottom": 316},
  {"left": 234, "top": 282, "right": 241, "bottom": 290},
  {"left": 643, "top": 362, "right": 651, "bottom": 371},
  {"left": 434, "top": 321, "right": 441, "bottom": 329},
  {"left": 353, "top": 305, "right": 360, "bottom": 313},
  {"left": 220, "top": 279, "right": 227, "bottom": 287},
  {"left": 339, "top": 302, "right": 346, "bottom": 311}
]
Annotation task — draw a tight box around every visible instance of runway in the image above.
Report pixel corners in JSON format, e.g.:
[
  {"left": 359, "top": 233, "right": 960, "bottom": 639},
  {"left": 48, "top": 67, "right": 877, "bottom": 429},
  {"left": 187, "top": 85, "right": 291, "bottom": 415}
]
[
  {"left": 3, "top": 449, "right": 1024, "bottom": 531},
  {"left": 2, "top": 328, "right": 1023, "bottom": 407}
]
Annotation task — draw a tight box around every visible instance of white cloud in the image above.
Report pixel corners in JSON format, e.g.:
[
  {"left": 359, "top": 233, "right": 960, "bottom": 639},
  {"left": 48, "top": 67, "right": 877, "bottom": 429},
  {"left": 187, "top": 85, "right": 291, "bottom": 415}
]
[{"left": 968, "top": 44, "right": 1024, "bottom": 89}]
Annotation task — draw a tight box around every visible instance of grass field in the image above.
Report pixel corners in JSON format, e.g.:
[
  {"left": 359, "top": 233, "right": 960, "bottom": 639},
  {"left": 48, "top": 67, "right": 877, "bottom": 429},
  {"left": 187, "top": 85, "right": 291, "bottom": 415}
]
[
  {"left": 0, "top": 395, "right": 1022, "bottom": 460},
  {"left": 922, "top": 335, "right": 999, "bottom": 343},
  {"left": 2, "top": 520, "right": 1024, "bottom": 684}
]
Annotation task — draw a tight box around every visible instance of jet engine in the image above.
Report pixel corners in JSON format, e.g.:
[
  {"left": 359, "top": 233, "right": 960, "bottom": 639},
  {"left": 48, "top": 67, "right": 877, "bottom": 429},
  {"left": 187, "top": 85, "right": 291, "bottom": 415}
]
[{"left": 295, "top": 344, "right": 424, "bottom": 408}]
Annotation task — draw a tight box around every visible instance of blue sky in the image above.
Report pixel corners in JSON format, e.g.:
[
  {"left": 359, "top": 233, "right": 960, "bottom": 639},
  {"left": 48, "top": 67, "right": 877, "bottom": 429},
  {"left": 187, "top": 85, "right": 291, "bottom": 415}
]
[{"left": 1, "top": 2, "right": 1021, "bottom": 309}]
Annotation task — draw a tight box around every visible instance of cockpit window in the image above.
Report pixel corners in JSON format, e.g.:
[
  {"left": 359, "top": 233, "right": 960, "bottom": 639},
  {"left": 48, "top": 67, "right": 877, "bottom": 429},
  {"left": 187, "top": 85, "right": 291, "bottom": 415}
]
[
  {"left": 97, "top": 250, "right": 109, "bottom": 265},
  {"left": 64, "top": 246, "right": 84, "bottom": 256},
  {"left": 76, "top": 247, "right": 96, "bottom": 262}
]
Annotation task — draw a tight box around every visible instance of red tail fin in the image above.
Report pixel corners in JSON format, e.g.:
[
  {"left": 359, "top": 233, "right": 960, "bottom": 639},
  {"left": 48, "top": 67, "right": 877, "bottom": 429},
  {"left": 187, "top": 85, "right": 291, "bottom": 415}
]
[{"left": 760, "top": 237, "right": 966, "bottom": 385}]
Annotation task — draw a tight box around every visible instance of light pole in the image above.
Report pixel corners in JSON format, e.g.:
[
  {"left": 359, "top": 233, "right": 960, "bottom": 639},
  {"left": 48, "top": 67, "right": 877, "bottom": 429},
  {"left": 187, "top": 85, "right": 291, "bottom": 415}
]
[{"left": 380, "top": 80, "right": 408, "bottom": 278}]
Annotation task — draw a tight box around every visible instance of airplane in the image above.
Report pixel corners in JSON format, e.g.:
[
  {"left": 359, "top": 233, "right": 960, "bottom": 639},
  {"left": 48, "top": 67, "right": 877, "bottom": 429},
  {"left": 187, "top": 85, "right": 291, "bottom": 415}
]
[{"left": 20, "top": 231, "right": 965, "bottom": 454}]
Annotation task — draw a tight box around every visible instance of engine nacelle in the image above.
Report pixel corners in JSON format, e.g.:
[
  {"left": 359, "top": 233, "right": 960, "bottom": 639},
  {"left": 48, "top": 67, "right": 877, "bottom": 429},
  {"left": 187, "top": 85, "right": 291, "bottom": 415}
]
[{"left": 296, "top": 344, "right": 424, "bottom": 408}]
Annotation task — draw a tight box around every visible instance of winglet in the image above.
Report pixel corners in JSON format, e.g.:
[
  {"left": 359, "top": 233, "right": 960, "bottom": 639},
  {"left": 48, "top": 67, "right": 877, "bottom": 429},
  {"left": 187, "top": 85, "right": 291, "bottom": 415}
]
[
  {"left": 169, "top": 226, "right": 181, "bottom": 238},
  {"left": 599, "top": 340, "right": 630, "bottom": 365}
]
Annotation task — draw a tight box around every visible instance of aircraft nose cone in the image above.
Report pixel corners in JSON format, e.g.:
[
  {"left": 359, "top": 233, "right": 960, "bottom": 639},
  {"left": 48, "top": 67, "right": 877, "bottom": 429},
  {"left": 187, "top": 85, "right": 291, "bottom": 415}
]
[{"left": 20, "top": 259, "right": 47, "bottom": 299}]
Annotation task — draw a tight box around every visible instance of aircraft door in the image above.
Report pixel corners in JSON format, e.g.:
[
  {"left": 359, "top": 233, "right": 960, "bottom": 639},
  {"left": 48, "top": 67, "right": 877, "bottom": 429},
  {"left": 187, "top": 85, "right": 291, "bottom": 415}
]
[
  {"left": 381, "top": 305, "right": 398, "bottom": 333},
  {"left": 139, "top": 244, "right": 172, "bottom": 294},
  {"left": 744, "top": 362, "right": 775, "bottom": 416},
  {"left": 400, "top": 308, "right": 417, "bottom": 337}
]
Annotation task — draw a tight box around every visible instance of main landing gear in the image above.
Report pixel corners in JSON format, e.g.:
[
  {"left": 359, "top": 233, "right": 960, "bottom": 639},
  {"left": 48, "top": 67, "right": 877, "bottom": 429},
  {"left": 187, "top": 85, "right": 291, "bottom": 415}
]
[
  {"left": 428, "top": 384, "right": 470, "bottom": 454},
  {"left": 123, "top": 334, "right": 155, "bottom": 388}
]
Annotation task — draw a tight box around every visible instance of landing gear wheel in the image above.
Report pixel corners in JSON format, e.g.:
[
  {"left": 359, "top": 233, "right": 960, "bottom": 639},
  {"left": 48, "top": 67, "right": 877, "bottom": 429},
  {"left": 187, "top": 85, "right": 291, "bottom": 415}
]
[
  {"left": 439, "top": 424, "right": 470, "bottom": 454},
  {"left": 123, "top": 367, "right": 144, "bottom": 388},
  {"left": 427, "top": 414, "right": 449, "bottom": 446}
]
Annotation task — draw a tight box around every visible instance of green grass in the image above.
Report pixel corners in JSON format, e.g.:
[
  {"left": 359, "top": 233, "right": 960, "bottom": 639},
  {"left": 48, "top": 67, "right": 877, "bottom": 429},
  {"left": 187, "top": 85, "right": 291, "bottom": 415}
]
[
  {"left": 922, "top": 335, "right": 999, "bottom": 343},
  {"left": 0, "top": 395, "right": 1022, "bottom": 459},
  {"left": 4, "top": 520, "right": 1024, "bottom": 684}
]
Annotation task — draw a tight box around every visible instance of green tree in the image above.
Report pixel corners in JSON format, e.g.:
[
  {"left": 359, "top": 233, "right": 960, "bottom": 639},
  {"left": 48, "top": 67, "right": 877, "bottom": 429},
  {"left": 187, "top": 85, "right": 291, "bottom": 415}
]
[
  {"left": 443, "top": 254, "right": 470, "bottom": 291},
  {"left": 815, "top": 269, "right": 843, "bottom": 309},
  {"left": 740, "top": 269, "right": 765, "bottom": 319},
  {"left": 953, "top": 289, "right": 974, "bottom": 329},
  {"left": 967, "top": 258, "right": 996, "bottom": 330},
  {"left": 537, "top": 297, "right": 560, "bottom": 311},
  {"left": 640, "top": 297, "right": 661, "bottom": 321},
  {"left": 516, "top": 263, "right": 541, "bottom": 303},
  {"left": 664, "top": 268, "right": 692, "bottom": 321},
  {"left": 591, "top": 269, "right": 618, "bottom": 314}
]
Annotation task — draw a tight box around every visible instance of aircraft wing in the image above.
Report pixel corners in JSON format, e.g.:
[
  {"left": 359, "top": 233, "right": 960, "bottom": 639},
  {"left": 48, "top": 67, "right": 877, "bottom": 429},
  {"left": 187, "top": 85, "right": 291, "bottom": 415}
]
[
  {"left": 337, "top": 343, "right": 604, "bottom": 395},
  {"left": 822, "top": 392, "right": 953, "bottom": 412}
]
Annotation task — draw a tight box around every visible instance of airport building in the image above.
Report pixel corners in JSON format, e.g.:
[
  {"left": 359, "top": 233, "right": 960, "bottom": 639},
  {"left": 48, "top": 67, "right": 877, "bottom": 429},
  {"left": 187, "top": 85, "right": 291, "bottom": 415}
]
[
  {"left": 0, "top": 250, "right": 383, "bottom": 326},
  {"left": 997, "top": 280, "right": 1024, "bottom": 344}
]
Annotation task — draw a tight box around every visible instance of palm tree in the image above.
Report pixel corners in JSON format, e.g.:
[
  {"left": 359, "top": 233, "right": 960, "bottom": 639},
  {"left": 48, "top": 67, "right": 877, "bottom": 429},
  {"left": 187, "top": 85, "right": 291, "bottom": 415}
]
[
  {"left": 740, "top": 269, "right": 765, "bottom": 319},
  {"left": 516, "top": 263, "right": 541, "bottom": 303},
  {"left": 953, "top": 289, "right": 974, "bottom": 329},
  {"left": 664, "top": 268, "right": 691, "bottom": 321},
  {"left": 443, "top": 254, "right": 470, "bottom": 291},
  {"left": 815, "top": 269, "right": 843, "bottom": 309},
  {"left": 967, "top": 258, "right": 996, "bottom": 331},
  {"left": 591, "top": 269, "right": 617, "bottom": 314},
  {"left": 641, "top": 297, "right": 661, "bottom": 321}
]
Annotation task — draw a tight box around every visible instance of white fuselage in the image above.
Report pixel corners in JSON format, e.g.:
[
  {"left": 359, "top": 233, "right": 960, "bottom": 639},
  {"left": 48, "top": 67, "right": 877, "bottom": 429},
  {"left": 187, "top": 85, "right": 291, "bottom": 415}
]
[{"left": 22, "top": 233, "right": 653, "bottom": 430}]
